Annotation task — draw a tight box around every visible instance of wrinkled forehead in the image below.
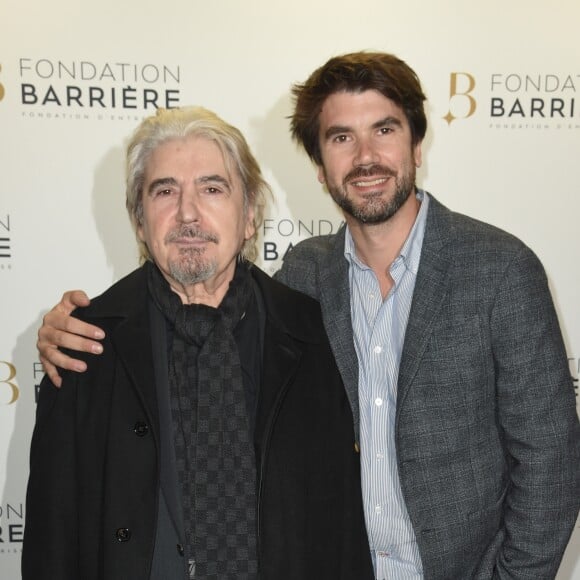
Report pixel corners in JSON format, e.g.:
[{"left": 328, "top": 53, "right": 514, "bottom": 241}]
[
  {"left": 149, "top": 134, "right": 229, "bottom": 170},
  {"left": 144, "top": 135, "right": 250, "bottom": 210}
]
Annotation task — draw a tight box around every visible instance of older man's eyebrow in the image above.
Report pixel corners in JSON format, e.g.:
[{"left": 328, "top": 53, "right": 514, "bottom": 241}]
[
  {"left": 146, "top": 174, "right": 232, "bottom": 194},
  {"left": 195, "top": 174, "right": 231, "bottom": 191},
  {"left": 147, "top": 177, "right": 178, "bottom": 194}
]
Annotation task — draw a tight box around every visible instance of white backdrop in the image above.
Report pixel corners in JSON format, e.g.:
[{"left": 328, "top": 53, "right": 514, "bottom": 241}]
[{"left": 1, "top": 1, "right": 578, "bottom": 577}]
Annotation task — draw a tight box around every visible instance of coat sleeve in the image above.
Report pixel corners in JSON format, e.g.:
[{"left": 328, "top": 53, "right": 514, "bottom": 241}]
[
  {"left": 22, "top": 372, "right": 79, "bottom": 580},
  {"left": 490, "top": 245, "right": 580, "bottom": 578}
]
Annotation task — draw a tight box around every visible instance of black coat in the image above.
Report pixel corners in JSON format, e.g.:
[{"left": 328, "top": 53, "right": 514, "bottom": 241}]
[{"left": 23, "top": 265, "right": 373, "bottom": 580}]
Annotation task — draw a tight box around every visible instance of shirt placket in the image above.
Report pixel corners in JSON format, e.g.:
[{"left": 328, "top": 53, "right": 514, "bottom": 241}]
[{"left": 370, "top": 279, "right": 399, "bottom": 576}]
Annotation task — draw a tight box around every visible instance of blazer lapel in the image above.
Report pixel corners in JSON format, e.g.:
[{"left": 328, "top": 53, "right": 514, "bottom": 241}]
[
  {"left": 317, "top": 228, "right": 361, "bottom": 438},
  {"left": 396, "top": 197, "right": 453, "bottom": 423}
]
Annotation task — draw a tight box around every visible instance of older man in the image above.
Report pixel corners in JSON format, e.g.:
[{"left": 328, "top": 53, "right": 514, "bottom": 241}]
[{"left": 23, "top": 107, "right": 373, "bottom": 580}]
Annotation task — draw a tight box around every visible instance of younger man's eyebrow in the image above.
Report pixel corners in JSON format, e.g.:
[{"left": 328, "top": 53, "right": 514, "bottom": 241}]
[
  {"left": 371, "top": 116, "right": 403, "bottom": 130},
  {"left": 324, "top": 125, "right": 351, "bottom": 140},
  {"left": 323, "top": 116, "right": 403, "bottom": 140}
]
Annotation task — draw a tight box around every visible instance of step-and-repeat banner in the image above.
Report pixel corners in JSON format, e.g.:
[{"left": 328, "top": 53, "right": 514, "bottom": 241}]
[{"left": 1, "top": 1, "right": 578, "bottom": 577}]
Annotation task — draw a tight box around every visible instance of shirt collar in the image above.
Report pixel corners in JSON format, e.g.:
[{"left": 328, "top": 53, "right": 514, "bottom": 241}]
[{"left": 344, "top": 189, "right": 429, "bottom": 275}]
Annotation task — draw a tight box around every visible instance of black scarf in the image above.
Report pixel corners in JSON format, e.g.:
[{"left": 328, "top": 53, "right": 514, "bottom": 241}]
[{"left": 146, "top": 260, "right": 258, "bottom": 579}]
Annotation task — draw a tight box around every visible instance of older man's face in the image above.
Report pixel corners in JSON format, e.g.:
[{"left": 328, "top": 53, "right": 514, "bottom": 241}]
[{"left": 137, "top": 135, "right": 254, "bottom": 302}]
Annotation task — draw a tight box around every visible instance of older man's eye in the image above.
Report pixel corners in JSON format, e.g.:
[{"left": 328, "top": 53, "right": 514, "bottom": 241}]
[{"left": 153, "top": 189, "right": 173, "bottom": 197}]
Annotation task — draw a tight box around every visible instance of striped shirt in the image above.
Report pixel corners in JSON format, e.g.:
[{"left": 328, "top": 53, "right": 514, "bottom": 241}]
[{"left": 345, "top": 191, "right": 429, "bottom": 579}]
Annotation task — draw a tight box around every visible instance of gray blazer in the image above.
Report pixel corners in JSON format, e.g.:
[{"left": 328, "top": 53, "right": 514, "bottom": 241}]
[{"left": 276, "top": 194, "right": 580, "bottom": 579}]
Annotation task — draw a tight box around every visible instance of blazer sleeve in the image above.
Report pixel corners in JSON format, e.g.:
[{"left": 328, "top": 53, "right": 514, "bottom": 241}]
[
  {"left": 490, "top": 244, "right": 580, "bottom": 578},
  {"left": 22, "top": 371, "right": 79, "bottom": 580}
]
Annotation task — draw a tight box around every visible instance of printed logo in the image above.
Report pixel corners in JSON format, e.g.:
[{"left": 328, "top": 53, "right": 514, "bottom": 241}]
[
  {"left": 16, "top": 57, "right": 182, "bottom": 122},
  {"left": 34, "top": 361, "right": 45, "bottom": 402},
  {"left": 260, "top": 217, "right": 344, "bottom": 273},
  {"left": 443, "top": 71, "right": 580, "bottom": 130},
  {"left": 489, "top": 73, "right": 578, "bottom": 125},
  {"left": 0, "top": 64, "right": 5, "bottom": 101},
  {"left": 0, "top": 214, "right": 11, "bottom": 270},
  {"left": 0, "top": 503, "right": 24, "bottom": 554},
  {"left": 0, "top": 361, "right": 18, "bottom": 404},
  {"left": 443, "top": 72, "right": 477, "bottom": 125}
]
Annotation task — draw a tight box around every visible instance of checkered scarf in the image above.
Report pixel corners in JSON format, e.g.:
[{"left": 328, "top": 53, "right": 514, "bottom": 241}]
[{"left": 147, "top": 261, "right": 258, "bottom": 579}]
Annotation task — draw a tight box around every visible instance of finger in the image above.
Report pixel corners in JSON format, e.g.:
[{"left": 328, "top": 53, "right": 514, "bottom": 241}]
[
  {"left": 42, "top": 310, "right": 105, "bottom": 342},
  {"left": 60, "top": 290, "right": 91, "bottom": 312},
  {"left": 40, "top": 345, "right": 89, "bottom": 374},
  {"left": 39, "top": 327, "right": 103, "bottom": 359},
  {"left": 39, "top": 356, "right": 63, "bottom": 388}
]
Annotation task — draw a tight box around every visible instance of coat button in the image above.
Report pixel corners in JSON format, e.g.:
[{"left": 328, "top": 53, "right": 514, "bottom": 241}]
[
  {"left": 177, "top": 543, "right": 185, "bottom": 556},
  {"left": 134, "top": 421, "right": 149, "bottom": 437},
  {"left": 115, "top": 527, "right": 131, "bottom": 542}
]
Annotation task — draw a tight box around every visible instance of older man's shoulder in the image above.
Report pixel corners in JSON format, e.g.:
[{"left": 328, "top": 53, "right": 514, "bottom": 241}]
[
  {"left": 251, "top": 264, "right": 328, "bottom": 341},
  {"left": 74, "top": 266, "right": 147, "bottom": 322}
]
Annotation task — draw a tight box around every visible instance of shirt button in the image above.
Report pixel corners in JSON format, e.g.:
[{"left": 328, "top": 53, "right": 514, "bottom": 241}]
[
  {"left": 375, "top": 505, "right": 382, "bottom": 514},
  {"left": 373, "top": 345, "right": 382, "bottom": 354},
  {"left": 376, "top": 452, "right": 384, "bottom": 460},
  {"left": 375, "top": 397, "right": 383, "bottom": 407}
]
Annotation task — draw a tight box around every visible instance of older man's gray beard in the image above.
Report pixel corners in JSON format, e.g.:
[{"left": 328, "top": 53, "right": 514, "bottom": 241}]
[
  {"left": 165, "top": 226, "right": 219, "bottom": 286},
  {"left": 168, "top": 251, "right": 218, "bottom": 286},
  {"left": 327, "top": 162, "right": 416, "bottom": 225}
]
